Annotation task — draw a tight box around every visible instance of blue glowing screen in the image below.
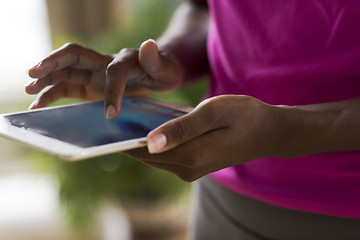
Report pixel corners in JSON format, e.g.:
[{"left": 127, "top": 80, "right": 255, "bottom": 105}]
[{"left": 5, "top": 98, "right": 185, "bottom": 148}]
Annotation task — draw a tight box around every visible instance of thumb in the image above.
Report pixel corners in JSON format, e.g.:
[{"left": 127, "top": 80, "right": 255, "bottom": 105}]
[
  {"left": 138, "top": 39, "right": 183, "bottom": 90},
  {"left": 139, "top": 39, "right": 161, "bottom": 73},
  {"left": 146, "top": 102, "right": 224, "bottom": 153}
]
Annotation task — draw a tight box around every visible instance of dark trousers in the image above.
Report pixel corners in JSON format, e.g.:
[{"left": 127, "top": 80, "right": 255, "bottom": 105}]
[{"left": 189, "top": 177, "right": 360, "bottom": 240}]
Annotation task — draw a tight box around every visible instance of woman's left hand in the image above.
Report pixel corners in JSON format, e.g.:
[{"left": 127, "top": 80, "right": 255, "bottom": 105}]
[{"left": 125, "top": 95, "right": 282, "bottom": 181}]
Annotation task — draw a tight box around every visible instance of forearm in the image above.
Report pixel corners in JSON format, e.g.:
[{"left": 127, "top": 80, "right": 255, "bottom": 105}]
[
  {"left": 157, "top": 1, "right": 210, "bottom": 83},
  {"left": 273, "top": 98, "right": 360, "bottom": 159}
]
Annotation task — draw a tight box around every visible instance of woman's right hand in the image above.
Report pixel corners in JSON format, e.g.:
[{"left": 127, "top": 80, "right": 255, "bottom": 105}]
[{"left": 26, "top": 39, "right": 183, "bottom": 119}]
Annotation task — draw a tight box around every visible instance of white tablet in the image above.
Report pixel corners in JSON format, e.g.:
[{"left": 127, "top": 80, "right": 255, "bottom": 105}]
[{"left": 0, "top": 97, "right": 193, "bottom": 161}]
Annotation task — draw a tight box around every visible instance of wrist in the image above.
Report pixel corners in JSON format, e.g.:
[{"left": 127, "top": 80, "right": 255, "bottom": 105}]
[
  {"left": 269, "top": 104, "right": 335, "bottom": 159},
  {"left": 155, "top": 2, "right": 210, "bottom": 82},
  {"left": 158, "top": 37, "right": 209, "bottom": 82}
]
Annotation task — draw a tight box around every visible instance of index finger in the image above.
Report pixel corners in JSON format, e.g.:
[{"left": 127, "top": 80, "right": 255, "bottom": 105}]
[
  {"left": 104, "top": 50, "right": 139, "bottom": 119},
  {"left": 28, "top": 43, "right": 113, "bottom": 79}
]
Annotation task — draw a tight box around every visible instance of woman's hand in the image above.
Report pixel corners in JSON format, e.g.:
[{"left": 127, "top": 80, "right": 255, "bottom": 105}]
[
  {"left": 125, "top": 95, "right": 283, "bottom": 181},
  {"left": 26, "top": 40, "right": 183, "bottom": 119}
]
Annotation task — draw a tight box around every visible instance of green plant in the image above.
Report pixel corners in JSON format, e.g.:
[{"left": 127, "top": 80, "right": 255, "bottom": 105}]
[{"left": 32, "top": 151, "right": 190, "bottom": 229}]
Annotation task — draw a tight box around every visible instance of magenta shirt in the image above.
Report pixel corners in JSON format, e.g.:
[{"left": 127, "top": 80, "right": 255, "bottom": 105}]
[{"left": 207, "top": 0, "right": 360, "bottom": 218}]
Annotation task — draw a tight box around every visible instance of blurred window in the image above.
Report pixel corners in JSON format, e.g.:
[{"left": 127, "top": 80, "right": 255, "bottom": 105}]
[{"left": 0, "top": 0, "right": 51, "bottom": 104}]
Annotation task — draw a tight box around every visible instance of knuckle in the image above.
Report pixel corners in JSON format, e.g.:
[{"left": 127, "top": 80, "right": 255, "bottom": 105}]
[
  {"left": 62, "top": 42, "right": 81, "bottom": 50},
  {"left": 106, "top": 65, "right": 125, "bottom": 81},
  {"left": 59, "top": 43, "right": 81, "bottom": 65},
  {"left": 106, "top": 61, "right": 122, "bottom": 72},
  {"left": 200, "top": 97, "right": 226, "bottom": 126},
  {"left": 202, "top": 97, "right": 220, "bottom": 114},
  {"left": 117, "top": 48, "right": 139, "bottom": 63},
  {"left": 106, "top": 59, "right": 127, "bottom": 74},
  {"left": 240, "top": 94, "right": 256, "bottom": 102},
  {"left": 119, "top": 48, "right": 138, "bottom": 58},
  {"left": 106, "top": 65, "right": 117, "bottom": 75},
  {"left": 106, "top": 48, "right": 138, "bottom": 75},
  {"left": 170, "top": 118, "right": 193, "bottom": 144}
]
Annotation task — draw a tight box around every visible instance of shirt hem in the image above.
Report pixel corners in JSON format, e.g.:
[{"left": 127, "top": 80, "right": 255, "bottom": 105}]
[{"left": 209, "top": 173, "right": 360, "bottom": 220}]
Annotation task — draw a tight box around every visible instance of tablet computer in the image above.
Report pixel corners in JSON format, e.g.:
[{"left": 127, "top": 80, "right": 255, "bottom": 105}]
[{"left": 0, "top": 97, "right": 193, "bottom": 161}]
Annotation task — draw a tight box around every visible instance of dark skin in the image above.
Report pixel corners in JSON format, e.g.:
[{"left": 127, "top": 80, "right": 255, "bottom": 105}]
[{"left": 27, "top": 0, "right": 360, "bottom": 181}]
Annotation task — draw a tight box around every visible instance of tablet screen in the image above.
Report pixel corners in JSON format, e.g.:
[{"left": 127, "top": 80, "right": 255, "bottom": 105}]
[{"left": 4, "top": 98, "right": 186, "bottom": 148}]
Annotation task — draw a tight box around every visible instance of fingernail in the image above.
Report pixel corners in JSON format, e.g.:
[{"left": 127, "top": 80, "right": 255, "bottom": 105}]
[
  {"left": 106, "top": 105, "right": 117, "bottom": 119},
  {"left": 25, "top": 81, "right": 38, "bottom": 94},
  {"left": 141, "top": 39, "right": 157, "bottom": 48},
  {"left": 148, "top": 133, "right": 167, "bottom": 154},
  {"left": 147, "top": 39, "right": 157, "bottom": 44}
]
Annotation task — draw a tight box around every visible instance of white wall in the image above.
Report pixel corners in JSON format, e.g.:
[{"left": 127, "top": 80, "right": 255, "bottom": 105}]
[{"left": 0, "top": 0, "right": 51, "bottom": 105}]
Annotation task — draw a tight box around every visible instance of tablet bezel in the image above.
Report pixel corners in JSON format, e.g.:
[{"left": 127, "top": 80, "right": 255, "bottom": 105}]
[{"left": 0, "top": 96, "right": 193, "bottom": 161}]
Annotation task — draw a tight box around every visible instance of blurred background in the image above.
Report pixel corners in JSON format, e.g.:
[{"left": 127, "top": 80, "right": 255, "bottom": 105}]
[{"left": 0, "top": 0, "right": 207, "bottom": 239}]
